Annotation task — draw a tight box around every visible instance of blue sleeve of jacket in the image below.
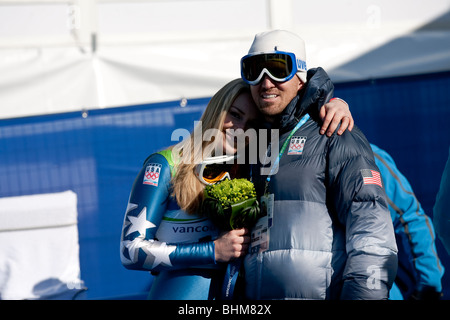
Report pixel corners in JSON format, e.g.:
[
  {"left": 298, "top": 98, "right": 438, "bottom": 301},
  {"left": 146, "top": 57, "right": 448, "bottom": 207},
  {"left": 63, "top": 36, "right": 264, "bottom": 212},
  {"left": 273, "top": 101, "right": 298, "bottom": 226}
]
[
  {"left": 120, "top": 153, "right": 216, "bottom": 272},
  {"left": 371, "top": 144, "right": 444, "bottom": 295},
  {"left": 434, "top": 146, "right": 450, "bottom": 255},
  {"left": 327, "top": 129, "right": 398, "bottom": 300}
]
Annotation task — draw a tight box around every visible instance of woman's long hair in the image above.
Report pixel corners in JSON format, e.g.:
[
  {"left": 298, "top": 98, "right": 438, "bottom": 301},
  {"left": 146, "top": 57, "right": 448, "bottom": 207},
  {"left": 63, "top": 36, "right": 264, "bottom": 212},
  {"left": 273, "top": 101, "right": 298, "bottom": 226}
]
[{"left": 170, "top": 78, "right": 250, "bottom": 214}]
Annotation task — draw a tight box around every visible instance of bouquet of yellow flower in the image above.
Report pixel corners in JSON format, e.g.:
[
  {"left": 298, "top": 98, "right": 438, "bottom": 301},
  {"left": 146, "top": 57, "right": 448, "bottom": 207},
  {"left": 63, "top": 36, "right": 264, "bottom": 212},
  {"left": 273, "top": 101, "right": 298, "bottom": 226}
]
[{"left": 202, "top": 178, "right": 260, "bottom": 230}]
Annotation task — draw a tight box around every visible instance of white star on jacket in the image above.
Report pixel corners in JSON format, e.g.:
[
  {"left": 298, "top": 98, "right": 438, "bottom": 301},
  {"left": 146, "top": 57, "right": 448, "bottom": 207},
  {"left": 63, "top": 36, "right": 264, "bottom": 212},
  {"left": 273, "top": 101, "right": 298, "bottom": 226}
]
[
  {"left": 125, "top": 205, "right": 155, "bottom": 237},
  {"left": 121, "top": 202, "right": 176, "bottom": 269}
]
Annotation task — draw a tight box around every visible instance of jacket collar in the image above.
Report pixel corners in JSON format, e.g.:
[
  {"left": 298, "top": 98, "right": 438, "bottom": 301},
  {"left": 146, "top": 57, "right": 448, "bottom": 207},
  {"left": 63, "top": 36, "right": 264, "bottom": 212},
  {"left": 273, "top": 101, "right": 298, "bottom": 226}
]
[{"left": 269, "top": 67, "right": 335, "bottom": 134}]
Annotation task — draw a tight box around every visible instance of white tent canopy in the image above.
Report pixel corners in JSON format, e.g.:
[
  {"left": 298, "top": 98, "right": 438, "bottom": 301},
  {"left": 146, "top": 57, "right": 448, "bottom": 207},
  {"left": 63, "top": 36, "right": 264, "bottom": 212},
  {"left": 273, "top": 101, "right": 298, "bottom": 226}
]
[{"left": 0, "top": 0, "right": 449, "bottom": 119}]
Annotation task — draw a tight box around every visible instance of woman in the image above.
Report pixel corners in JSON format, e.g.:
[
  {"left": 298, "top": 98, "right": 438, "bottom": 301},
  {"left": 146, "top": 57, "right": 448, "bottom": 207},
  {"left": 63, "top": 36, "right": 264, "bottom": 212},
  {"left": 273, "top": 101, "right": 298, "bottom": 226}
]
[{"left": 120, "top": 78, "right": 352, "bottom": 299}]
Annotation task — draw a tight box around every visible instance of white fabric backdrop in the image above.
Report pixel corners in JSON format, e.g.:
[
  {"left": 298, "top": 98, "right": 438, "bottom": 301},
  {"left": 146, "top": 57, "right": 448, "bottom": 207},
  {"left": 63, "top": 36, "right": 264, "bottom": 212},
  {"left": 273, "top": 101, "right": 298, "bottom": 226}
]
[{"left": 0, "top": 0, "right": 449, "bottom": 119}]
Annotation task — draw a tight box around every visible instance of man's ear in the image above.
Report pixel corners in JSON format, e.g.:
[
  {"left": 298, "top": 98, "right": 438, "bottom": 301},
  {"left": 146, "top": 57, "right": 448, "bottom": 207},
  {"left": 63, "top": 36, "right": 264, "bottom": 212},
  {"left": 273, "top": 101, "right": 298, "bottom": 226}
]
[{"left": 296, "top": 76, "right": 304, "bottom": 92}]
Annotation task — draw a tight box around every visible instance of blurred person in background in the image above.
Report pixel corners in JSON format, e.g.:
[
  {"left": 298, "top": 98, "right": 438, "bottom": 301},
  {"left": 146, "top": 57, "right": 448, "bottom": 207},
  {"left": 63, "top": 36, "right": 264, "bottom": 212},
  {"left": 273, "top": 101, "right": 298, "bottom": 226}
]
[
  {"left": 371, "top": 144, "right": 444, "bottom": 300},
  {"left": 434, "top": 146, "right": 450, "bottom": 255}
]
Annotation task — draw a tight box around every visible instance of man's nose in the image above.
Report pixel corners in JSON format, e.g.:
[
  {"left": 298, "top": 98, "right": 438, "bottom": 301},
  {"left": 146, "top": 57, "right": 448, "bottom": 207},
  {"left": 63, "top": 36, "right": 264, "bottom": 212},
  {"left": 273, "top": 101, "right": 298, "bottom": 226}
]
[{"left": 260, "top": 74, "right": 276, "bottom": 88}]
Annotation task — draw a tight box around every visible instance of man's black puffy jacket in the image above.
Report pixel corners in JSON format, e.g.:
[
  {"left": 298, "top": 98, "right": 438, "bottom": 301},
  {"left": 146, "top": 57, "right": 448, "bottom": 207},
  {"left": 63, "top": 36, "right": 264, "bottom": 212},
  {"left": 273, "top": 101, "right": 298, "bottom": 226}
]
[{"left": 244, "top": 67, "right": 398, "bottom": 300}]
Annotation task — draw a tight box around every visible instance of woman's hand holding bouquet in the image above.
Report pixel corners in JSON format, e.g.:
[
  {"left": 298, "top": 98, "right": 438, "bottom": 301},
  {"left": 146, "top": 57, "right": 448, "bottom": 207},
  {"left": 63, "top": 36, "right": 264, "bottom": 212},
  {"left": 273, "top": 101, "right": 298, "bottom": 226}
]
[{"left": 213, "top": 228, "right": 249, "bottom": 263}]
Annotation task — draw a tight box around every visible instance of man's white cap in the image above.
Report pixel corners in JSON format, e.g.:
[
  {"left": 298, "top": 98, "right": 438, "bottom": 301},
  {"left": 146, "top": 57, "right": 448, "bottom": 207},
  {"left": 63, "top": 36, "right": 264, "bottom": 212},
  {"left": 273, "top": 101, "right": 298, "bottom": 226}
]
[{"left": 247, "top": 30, "right": 307, "bottom": 83}]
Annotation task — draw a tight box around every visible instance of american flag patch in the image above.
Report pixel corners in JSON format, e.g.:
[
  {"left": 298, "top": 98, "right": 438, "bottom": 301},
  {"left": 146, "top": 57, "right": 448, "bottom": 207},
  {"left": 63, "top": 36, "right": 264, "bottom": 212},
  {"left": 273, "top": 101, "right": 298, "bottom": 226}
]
[{"left": 361, "top": 169, "right": 383, "bottom": 187}]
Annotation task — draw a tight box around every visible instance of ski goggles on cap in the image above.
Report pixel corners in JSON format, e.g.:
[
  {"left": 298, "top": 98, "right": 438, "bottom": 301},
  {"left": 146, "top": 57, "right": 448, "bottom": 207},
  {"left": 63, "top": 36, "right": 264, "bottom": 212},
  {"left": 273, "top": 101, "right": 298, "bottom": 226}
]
[
  {"left": 241, "top": 51, "right": 306, "bottom": 85},
  {"left": 195, "top": 155, "right": 236, "bottom": 185}
]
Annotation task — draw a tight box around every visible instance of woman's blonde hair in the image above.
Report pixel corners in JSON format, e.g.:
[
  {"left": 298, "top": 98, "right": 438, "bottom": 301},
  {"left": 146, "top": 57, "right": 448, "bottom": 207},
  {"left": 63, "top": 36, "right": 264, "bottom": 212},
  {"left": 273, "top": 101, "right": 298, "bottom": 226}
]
[{"left": 170, "top": 78, "right": 250, "bottom": 214}]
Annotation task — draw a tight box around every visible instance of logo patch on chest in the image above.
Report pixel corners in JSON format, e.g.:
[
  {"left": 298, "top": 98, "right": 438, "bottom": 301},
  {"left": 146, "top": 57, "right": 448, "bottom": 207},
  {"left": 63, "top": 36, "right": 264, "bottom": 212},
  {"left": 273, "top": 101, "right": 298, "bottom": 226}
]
[{"left": 288, "top": 136, "right": 307, "bottom": 155}]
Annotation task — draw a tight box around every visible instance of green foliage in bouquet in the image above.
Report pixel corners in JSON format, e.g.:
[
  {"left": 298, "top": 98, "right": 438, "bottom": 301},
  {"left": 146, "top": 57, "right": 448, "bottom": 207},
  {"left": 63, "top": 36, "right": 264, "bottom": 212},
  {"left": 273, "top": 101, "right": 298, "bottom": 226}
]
[{"left": 202, "top": 178, "right": 261, "bottom": 230}]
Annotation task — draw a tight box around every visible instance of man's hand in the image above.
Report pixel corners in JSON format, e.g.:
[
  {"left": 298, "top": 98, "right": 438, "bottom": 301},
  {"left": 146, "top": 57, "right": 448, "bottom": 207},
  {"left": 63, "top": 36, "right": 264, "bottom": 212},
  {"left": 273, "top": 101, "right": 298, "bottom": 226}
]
[
  {"left": 319, "top": 98, "right": 354, "bottom": 137},
  {"left": 214, "top": 228, "right": 250, "bottom": 263}
]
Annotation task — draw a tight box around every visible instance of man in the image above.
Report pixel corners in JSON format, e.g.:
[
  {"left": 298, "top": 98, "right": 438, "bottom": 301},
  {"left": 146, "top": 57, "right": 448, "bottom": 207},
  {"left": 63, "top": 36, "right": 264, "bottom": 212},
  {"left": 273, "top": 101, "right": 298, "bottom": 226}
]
[
  {"left": 241, "top": 30, "right": 398, "bottom": 299},
  {"left": 371, "top": 144, "right": 443, "bottom": 300}
]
